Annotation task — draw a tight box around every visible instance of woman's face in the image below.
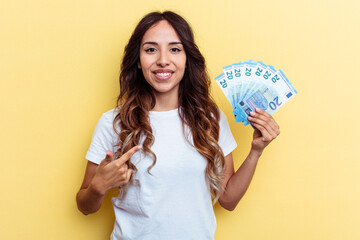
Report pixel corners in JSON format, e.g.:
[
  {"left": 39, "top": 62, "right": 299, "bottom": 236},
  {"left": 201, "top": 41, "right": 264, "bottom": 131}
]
[{"left": 139, "top": 20, "right": 186, "bottom": 101}]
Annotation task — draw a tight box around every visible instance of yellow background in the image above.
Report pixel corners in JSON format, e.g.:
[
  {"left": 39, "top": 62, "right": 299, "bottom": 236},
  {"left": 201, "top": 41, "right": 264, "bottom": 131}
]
[{"left": 1, "top": 0, "right": 359, "bottom": 239}]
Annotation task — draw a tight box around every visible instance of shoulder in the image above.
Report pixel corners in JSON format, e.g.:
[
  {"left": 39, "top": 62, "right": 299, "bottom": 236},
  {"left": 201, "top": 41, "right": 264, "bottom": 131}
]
[
  {"left": 218, "top": 108, "right": 226, "bottom": 119},
  {"left": 217, "top": 108, "right": 231, "bottom": 125},
  {"left": 216, "top": 108, "right": 237, "bottom": 155},
  {"left": 101, "top": 107, "right": 119, "bottom": 121},
  {"left": 208, "top": 108, "right": 230, "bottom": 129},
  {"left": 94, "top": 107, "right": 121, "bottom": 133}
]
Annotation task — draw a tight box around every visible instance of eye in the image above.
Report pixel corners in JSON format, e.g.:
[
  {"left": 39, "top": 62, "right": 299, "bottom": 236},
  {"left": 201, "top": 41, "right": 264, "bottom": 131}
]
[
  {"left": 145, "top": 47, "right": 157, "bottom": 53},
  {"left": 170, "top": 47, "right": 181, "bottom": 53}
]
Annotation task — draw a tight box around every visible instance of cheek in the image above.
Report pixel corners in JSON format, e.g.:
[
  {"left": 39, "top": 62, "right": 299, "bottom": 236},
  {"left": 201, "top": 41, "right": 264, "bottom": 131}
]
[
  {"left": 139, "top": 57, "right": 152, "bottom": 82},
  {"left": 138, "top": 54, "right": 144, "bottom": 68},
  {"left": 181, "top": 55, "right": 187, "bottom": 69},
  {"left": 176, "top": 58, "right": 186, "bottom": 78},
  {"left": 139, "top": 55, "right": 153, "bottom": 71}
]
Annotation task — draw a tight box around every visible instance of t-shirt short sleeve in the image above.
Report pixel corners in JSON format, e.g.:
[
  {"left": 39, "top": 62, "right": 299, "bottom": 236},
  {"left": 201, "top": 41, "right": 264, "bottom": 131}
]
[
  {"left": 85, "top": 109, "right": 117, "bottom": 165},
  {"left": 218, "top": 109, "right": 237, "bottom": 157}
]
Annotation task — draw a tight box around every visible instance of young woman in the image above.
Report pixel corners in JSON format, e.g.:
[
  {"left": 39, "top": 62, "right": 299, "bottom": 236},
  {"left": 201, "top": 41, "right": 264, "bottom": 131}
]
[{"left": 76, "top": 11, "right": 280, "bottom": 240}]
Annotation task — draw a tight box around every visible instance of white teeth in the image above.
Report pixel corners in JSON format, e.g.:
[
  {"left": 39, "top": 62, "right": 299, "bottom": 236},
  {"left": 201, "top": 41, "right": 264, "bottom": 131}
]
[{"left": 156, "top": 72, "right": 171, "bottom": 77}]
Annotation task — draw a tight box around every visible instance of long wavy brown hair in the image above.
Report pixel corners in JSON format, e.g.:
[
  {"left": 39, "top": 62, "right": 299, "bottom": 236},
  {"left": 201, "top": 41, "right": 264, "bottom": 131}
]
[{"left": 113, "top": 11, "right": 226, "bottom": 203}]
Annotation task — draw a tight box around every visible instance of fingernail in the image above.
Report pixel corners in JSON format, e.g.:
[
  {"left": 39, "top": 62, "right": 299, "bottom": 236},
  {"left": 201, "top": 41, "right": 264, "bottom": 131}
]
[
  {"left": 248, "top": 116, "right": 253, "bottom": 120},
  {"left": 137, "top": 145, "right": 142, "bottom": 150},
  {"left": 250, "top": 112, "right": 255, "bottom": 116},
  {"left": 256, "top": 108, "right": 260, "bottom": 112}
]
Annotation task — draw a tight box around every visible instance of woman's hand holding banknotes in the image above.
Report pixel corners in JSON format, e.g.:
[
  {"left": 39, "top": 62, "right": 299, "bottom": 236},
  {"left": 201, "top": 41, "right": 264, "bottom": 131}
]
[{"left": 247, "top": 108, "right": 280, "bottom": 154}]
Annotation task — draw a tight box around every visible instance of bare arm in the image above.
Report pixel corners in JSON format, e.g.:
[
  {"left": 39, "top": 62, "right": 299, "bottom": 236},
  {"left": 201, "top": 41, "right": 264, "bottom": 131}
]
[
  {"left": 218, "top": 108, "right": 280, "bottom": 211},
  {"left": 76, "top": 161, "right": 106, "bottom": 215},
  {"left": 76, "top": 146, "right": 141, "bottom": 215},
  {"left": 218, "top": 151, "right": 261, "bottom": 211}
]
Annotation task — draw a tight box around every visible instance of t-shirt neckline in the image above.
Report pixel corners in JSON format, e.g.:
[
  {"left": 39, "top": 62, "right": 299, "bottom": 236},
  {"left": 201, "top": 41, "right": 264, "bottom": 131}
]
[{"left": 149, "top": 108, "right": 179, "bottom": 117}]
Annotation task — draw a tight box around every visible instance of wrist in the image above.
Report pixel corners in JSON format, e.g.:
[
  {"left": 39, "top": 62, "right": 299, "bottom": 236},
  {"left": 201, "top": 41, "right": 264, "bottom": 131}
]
[
  {"left": 88, "top": 179, "right": 107, "bottom": 197},
  {"left": 249, "top": 147, "right": 263, "bottom": 159}
]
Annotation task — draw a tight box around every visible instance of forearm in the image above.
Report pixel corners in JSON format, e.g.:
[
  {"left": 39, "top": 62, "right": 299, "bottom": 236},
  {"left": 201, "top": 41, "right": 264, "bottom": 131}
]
[
  {"left": 219, "top": 149, "right": 262, "bottom": 211},
  {"left": 76, "top": 183, "right": 105, "bottom": 215}
]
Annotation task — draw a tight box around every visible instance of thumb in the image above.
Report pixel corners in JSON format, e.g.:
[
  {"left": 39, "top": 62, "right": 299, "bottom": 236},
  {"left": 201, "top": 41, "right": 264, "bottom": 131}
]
[{"left": 100, "top": 150, "right": 113, "bottom": 165}]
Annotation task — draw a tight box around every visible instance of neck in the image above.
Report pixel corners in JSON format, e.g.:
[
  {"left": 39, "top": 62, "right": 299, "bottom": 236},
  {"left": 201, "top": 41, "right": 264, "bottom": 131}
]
[{"left": 152, "top": 91, "right": 179, "bottom": 111}]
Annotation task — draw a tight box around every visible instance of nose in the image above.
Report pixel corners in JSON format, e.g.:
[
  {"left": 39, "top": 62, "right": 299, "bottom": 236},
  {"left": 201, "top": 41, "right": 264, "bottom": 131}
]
[{"left": 156, "top": 50, "right": 170, "bottom": 67}]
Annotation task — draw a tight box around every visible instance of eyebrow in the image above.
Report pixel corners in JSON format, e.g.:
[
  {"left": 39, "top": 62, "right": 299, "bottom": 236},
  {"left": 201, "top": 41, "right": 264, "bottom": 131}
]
[{"left": 142, "top": 41, "right": 183, "bottom": 46}]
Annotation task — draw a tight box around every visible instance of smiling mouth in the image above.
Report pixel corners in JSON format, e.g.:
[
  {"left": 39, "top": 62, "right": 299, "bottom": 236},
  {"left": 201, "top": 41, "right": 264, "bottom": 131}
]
[
  {"left": 153, "top": 70, "right": 174, "bottom": 80},
  {"left": 156, "top": 72, "right": 172, "bottom": 77}
]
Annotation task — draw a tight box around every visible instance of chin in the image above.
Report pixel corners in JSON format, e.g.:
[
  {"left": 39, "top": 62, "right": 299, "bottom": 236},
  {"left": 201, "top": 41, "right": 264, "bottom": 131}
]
[
  {"left": 153, "top": 87, "right": 175, "bottom": 93},
  {"left": 151, "top": 83, "right": 180, "bottom": 95}
]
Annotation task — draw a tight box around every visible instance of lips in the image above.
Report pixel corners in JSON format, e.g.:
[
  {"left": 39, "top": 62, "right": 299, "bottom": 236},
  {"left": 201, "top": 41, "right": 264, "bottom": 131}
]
[
  {"left": 153, "top": 69, "right": 174, "bottom": 80},
  {"left": 156, "top": 72, "right": 171, "bottom": 77}
]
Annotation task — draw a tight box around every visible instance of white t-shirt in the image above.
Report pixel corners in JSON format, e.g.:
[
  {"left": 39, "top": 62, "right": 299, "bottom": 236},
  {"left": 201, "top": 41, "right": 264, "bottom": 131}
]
[{"left": 86, "top": 108, "right": 237, "bottom": 240}]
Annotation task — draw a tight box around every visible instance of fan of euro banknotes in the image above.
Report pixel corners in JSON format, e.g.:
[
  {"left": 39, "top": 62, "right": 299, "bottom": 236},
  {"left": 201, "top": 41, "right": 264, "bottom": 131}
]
[{"left": 215, "top": 60, "right": 297, "bottom": 126}]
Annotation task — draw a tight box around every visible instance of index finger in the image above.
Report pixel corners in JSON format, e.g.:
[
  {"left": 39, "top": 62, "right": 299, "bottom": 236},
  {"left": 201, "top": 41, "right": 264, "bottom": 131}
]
[
  {"left": 116, "top": 145, "right": 142, "bottom": 165},
  {"left": 255, "top": 108, "right": 272, "bottom": 118},
  {"left": 255, "top": 108, "right": 279, "bottom": 129}
]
